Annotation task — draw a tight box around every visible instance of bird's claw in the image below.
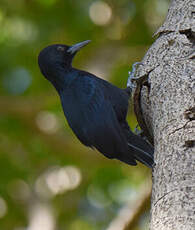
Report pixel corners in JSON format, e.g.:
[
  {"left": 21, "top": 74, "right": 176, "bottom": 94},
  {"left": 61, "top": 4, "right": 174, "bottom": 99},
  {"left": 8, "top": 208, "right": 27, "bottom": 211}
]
[
  {"left": 127, "top": 62, "right": 143, "bottom": 89},
  {"left": 134, "top": 124, "right": 143, "bottom": 136},
  {"left": 134, "top": 125, "right": 149, "bottom": 142}
]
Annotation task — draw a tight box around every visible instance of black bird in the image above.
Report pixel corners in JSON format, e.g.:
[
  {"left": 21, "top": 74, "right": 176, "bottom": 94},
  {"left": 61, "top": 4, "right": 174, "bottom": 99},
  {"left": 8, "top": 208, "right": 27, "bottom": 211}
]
[{"left": 38, "top": 40, "right": 154, "bottom": 168}]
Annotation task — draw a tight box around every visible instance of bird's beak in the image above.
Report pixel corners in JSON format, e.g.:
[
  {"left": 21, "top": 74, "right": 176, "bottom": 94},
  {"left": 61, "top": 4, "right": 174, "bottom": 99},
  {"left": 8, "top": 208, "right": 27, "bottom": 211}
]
[{"left": 67, "top": 40, "right": 91, "bottom": 54}]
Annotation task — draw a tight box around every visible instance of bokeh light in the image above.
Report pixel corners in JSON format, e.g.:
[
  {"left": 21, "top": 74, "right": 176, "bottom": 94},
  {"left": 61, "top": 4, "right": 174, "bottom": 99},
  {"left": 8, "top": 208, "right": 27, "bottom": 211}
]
[
  {"left": 36, "top": 111, "right": 59, "bottom": 134},
  {"left": 35, "top": 166, "right": 81, "bottom": 198},
  {"left": 89, "top": 1, "right": 112, "bottom": 26},
  {"left": 109, "top": 179, "right": 136, "bottom": 204},
  {"left": 0, "top": 197, "right": 7, "bottom": 218},
  {"left": 145, "top": 0, "right": 169, "bottom": 32},
  {"left": 28, "top": 204, "right": 55, "bottom": 230},
  {"left": 3, "top": 68, "right": 32, "bottom": 95},
  {"left": 0, "top": 17, "right": 38, "bottom": 44},
  {"left": 46, "top": 166, "right": 81, "bottom": 195},
  {"left": 35, "top": 174, "right": 53, "bottom": 199},
  {"left": 87, "top": 184, "right": 112, "bottom": 209}
]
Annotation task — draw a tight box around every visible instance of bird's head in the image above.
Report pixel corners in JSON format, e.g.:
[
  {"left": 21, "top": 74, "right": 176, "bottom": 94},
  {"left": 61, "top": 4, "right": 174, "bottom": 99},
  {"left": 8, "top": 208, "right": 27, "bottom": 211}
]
[{"left": 38, "top": 40, "right": 91, "bottom": 80}]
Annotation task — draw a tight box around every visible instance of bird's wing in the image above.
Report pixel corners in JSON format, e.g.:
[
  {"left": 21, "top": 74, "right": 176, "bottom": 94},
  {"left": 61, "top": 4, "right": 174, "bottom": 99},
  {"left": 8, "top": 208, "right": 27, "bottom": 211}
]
[
  {"left": 60, "top": 75, "right": 130, "bottom": 159},
  {"left": 102, "top": 81, "right": 129, "bottom": 122}
]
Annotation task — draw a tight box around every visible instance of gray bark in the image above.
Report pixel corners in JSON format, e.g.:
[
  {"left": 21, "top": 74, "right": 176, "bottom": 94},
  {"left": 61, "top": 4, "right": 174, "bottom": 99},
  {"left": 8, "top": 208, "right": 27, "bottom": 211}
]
[{"left": 134, "top": 0, "right": 195, "bottom": 229}]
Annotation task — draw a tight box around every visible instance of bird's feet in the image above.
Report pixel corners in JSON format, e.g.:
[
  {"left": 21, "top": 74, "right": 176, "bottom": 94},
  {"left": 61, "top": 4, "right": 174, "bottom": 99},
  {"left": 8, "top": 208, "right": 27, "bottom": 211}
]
[
  {"left": 134, "top": 124, "right": 149, "bottom": 142},
  {"left": 127, "top": 62, "right": 143, "bottom": 89},
  {"left": 134, "top": 124, "right": 143, "bottom": 136}
]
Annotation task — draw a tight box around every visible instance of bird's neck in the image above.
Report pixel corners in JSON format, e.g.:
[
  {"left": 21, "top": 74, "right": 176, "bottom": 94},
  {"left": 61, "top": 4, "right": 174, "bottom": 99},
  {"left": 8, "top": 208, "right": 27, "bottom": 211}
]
[{"left": 50, "top": 66, "right": 77, "bottom": 93}]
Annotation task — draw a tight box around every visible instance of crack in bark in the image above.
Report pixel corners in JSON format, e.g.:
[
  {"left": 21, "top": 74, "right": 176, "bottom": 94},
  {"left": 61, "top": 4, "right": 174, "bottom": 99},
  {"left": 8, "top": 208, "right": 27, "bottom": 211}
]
[
  {"left": 153, "top": 189, "right": 177, "bottom": 207},
  {"left": 153, "top": 30, "right": 175, "bottom": 37},
  {"left": 168, "top": 120, "right": 191, "bottom": 136},
  {"left": 153, "top": 185, "right": 195, "bottom": 208}
]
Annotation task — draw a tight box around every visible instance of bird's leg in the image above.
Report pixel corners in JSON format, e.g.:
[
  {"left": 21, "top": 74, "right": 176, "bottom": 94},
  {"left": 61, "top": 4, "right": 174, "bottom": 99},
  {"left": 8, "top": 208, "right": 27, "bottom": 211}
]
[
  {"left": 127, "top": 62, "right": 143, "bottom": 89},
  {"left": 134, "top": 124, "right": 143, "bottom": 135},
  {"left": 134, "top": 125, "right": 151, "bottom": 143},
  {"left": 134, "top": 124, "right": 146, "bottom": 137}
]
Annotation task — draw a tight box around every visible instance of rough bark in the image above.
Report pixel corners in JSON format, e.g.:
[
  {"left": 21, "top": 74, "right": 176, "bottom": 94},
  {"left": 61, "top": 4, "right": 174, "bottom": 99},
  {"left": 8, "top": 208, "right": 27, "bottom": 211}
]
[{"left": 133, "top": 0, "right": 195, "bottom": 229}]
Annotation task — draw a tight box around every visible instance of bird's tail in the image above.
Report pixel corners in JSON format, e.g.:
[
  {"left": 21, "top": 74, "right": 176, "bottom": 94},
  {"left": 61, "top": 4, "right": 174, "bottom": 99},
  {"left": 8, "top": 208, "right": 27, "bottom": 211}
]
[{"left": 127, "top": 131, "right": 154, "bottom": 168}]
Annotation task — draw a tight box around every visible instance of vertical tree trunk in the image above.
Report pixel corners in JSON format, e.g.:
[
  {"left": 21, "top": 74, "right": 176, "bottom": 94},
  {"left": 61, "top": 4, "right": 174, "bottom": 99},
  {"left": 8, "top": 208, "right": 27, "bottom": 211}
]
[{"left": 134, "top": 0, "right": 195, "bottom": 229}]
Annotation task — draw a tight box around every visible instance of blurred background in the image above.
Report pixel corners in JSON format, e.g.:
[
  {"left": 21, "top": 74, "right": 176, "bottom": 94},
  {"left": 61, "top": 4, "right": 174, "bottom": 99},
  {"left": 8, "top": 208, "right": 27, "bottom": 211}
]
[{"left": 0, "top": 0, "right": 169, "bottom": 229}]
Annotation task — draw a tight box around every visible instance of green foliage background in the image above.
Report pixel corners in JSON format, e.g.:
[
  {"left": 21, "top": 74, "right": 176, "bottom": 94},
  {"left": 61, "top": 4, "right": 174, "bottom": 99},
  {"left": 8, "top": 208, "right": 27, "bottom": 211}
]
[{"left": 0, "top": 0, "right": 169, "bottom": 229}]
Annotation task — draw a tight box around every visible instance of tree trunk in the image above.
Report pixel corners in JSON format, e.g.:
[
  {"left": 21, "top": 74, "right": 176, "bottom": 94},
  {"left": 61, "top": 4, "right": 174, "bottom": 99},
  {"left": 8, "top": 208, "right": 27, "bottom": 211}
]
[{"left": 134, "top": 0, "right": 195, "bottom": 229}]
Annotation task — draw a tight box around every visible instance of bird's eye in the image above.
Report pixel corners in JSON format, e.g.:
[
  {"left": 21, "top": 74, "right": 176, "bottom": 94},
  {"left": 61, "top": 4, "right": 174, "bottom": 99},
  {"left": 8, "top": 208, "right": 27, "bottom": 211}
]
[{"left": 57, "top": 46, "right": 65, "bottom": 51}]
